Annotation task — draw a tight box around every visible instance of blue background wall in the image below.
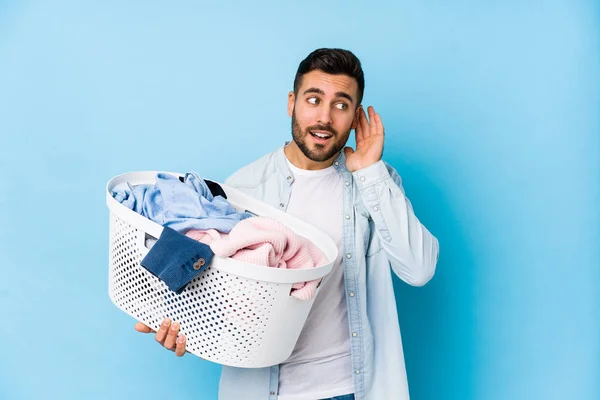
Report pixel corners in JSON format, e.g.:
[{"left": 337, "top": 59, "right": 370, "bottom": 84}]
[{"left": 1, "top": 1, "right": 598, "bottom": 399}]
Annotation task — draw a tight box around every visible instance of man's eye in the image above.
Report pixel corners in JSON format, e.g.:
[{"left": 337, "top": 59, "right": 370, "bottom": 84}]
[
  {"left": 335, "top": 103, "right": 348, "bottom": 110},
  {"left": 307, "top": 97, "right": 319, "bottom": 105}
]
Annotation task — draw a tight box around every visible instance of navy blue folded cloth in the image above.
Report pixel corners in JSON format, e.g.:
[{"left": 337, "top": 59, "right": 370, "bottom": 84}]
[{"left": 140, "top": 227, "right": 214, "bottom": 293}]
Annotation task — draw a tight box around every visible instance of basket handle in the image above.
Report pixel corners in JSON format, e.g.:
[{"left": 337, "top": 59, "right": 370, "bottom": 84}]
[{"left": 136, "top": 230, "right": 159, "bottom": 258}]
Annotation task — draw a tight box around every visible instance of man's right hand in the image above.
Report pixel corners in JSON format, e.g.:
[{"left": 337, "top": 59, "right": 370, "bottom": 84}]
[{"left": 134, "top": 318, "right": 187, "bottom": 357}]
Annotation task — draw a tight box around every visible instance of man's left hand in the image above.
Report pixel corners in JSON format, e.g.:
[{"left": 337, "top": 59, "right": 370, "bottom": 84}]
[{"left": 344, "top": 105, "right": 384, "bottom": 172}]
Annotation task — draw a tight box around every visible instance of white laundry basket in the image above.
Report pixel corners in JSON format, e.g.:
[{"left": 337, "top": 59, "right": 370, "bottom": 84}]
[{"left": 106, "top": 171, "right": 337, "bottom": 368}]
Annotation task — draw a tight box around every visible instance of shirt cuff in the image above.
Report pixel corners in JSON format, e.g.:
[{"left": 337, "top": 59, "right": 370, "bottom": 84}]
[
  {"left": 141, "top": 227, "right": 214, "bottom": 294},
  {"left": 351, "top": 160, "right": 390, "bottom": 191}
]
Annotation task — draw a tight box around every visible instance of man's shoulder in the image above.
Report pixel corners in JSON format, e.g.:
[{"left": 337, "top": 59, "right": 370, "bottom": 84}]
[{"left": 224, "top": 148, "right": 280, "bottom": 188}]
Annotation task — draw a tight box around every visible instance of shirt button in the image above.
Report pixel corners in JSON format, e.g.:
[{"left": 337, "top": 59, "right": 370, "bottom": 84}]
[
  {"left": 349, "top": 292, "right": 355, "bottom": 297},
  {"left": 355, "top": 369, "right": 361, "bottom": 375},
  {"left": 360, "top": 176, "right": 366, "bottom": 182},
  {"left": 352, "top": 332, "right": 358, "bottom": 337},
  {"left": 279, "top": 203, "right": 285, "bottom": 208},
  {"left": 270, "top": 391, "right": 275, "bottom": 396},
  {"left": 286, "top": 175, "right": 292, "bottom": 180},
  {"left": 346, "top": 253, "right": 352, "bottom": 259},
  {"left": 345, "top": 214, "right": 350, "bottom": 220},
  {"left": 335, "top": 161, "right": 339, "bottom": 166},
  {"left": 345, "top": 181, "right": 350, "bottom": 186},
  {"left": 373, "top": 206, "right": 379, "bottom": 211}
]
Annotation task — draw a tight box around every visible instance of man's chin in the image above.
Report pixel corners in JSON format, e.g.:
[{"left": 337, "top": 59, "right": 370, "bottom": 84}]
[{"left": 305, "top": 148, "right": 337, "bottom": 162}]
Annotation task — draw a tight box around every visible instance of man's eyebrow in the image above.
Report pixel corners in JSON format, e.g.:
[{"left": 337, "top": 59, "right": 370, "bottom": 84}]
[
  {"left": 335, "top": 91, "right": 354, "bottom": 103},
  {"left": 303, "top": 87, "right": 325, "bottom": 96},
  {"left": 302, "top": 87, "right": 355, "bottom": 104}
]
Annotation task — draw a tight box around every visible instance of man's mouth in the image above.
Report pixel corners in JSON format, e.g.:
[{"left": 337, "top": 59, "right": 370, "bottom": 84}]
[{"left": 309, "top": 131, "right": 333, "bottom": 141}]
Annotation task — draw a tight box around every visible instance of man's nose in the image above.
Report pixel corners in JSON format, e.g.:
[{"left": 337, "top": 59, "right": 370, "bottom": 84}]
[{"left": 317, "top": 106, "right": 332, "bottom": 125}]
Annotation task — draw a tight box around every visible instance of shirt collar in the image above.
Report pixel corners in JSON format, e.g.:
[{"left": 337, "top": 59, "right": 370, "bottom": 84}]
[{"left": 276, "top": 142, "right": 348, "bottom": 186}]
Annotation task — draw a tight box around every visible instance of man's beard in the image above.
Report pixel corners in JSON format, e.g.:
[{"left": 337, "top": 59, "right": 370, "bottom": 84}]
[{"left": 291, "top": 110, "right": 350, "bottom": 162}]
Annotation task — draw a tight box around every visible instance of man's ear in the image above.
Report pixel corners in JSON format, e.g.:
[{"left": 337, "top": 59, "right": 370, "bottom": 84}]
[
  {"left": 351, "top": 105, "right": 363, "bottom": 129},
  {"left": 287, "top": 91, "right": 295, "bottom": 117}
]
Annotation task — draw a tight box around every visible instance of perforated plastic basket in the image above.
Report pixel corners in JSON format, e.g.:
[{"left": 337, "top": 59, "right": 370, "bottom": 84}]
[{"left": 106, "top": 171, "right": 337, "bottom": 368}]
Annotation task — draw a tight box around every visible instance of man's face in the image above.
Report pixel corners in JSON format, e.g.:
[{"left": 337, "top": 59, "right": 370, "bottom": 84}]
[{"left": 288, "top": 70, "right": 360, "bottom": 163}]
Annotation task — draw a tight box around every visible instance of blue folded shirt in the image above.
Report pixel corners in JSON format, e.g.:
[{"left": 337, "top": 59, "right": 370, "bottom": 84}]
[
  {"left": 141, "top": 227, "right": 214, "bottom": 293},
  {"left": 111, "top": 171, "right": 252, "bottom": 234}
]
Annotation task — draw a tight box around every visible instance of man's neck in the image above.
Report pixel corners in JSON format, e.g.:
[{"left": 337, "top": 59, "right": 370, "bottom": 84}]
[{"left": 284, "top": 142, "right": 338, "bottom": 170}]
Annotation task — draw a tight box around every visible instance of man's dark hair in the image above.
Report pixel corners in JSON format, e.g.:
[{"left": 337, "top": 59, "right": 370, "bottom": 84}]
[{"left": 293, "top": 48, "right": 365, "bottom": 106}]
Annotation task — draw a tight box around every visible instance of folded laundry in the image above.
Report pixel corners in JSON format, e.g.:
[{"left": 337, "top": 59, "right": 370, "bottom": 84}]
[
  {"left": 186, "top": 217, "right": 327, "bottom": 300},
  {"left": 112, "top": 172, "right": 252, "bottom": 234},
  {"left": 113, "top": 173, "right": 325, "bottom": 296},
  {"left": 140, "top": 227, "right": 214, "bottom": 294}
]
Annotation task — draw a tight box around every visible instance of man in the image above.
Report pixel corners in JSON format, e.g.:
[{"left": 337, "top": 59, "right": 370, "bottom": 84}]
[{"left": 135, "top": 48, "right": 439, "bottom": 400}]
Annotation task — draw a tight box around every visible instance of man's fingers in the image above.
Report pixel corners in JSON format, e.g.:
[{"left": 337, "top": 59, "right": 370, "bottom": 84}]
[
  {"left": 134, "top": 322, "right": 155, "bottom": 333},
  {"left": 375, "top": 113, "right": 384, "bottom": 136},
  {"left": 355, "top": 123, "right": 363, "bottom": 144},
  {"left": 355, "top": 109, "right": 365, "bottom": 143},
  {"left": 360, "top": 106, "right": 370, "bottom": 138},
  {"left": 163, "top": 321, "right": 180, "bottom": 350},
  {"left": 175, "top": 334, "right": 186, "bottom": 357},
  {"left": 155, "top": 318, "right": 171, "bottom": 344},
  {"left": 137, "top": 318, "right": 186, "bottom": 356},
  {"left": 368, "top": 106, "right": 377, "bottom": 135}
]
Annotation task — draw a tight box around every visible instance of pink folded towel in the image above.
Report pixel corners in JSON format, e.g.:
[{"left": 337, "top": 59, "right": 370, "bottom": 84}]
[{"left": 185, "top": 217, "right": 327, "bottom": 300}]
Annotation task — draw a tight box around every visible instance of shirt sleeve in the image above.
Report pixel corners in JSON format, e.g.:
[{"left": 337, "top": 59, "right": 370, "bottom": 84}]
[{"left": 352, "top": 160, "right": 439, "bottom": 286}]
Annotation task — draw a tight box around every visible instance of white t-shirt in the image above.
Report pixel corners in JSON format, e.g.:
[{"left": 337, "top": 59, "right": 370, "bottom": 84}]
[{"left": 277, "top": 158, "right": 354, "bottom": 400}]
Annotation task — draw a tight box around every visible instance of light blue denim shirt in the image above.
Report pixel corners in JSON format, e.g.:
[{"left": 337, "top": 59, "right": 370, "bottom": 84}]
[{"left": 219, "top": 144, "right": 439, "bottom": 400}]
